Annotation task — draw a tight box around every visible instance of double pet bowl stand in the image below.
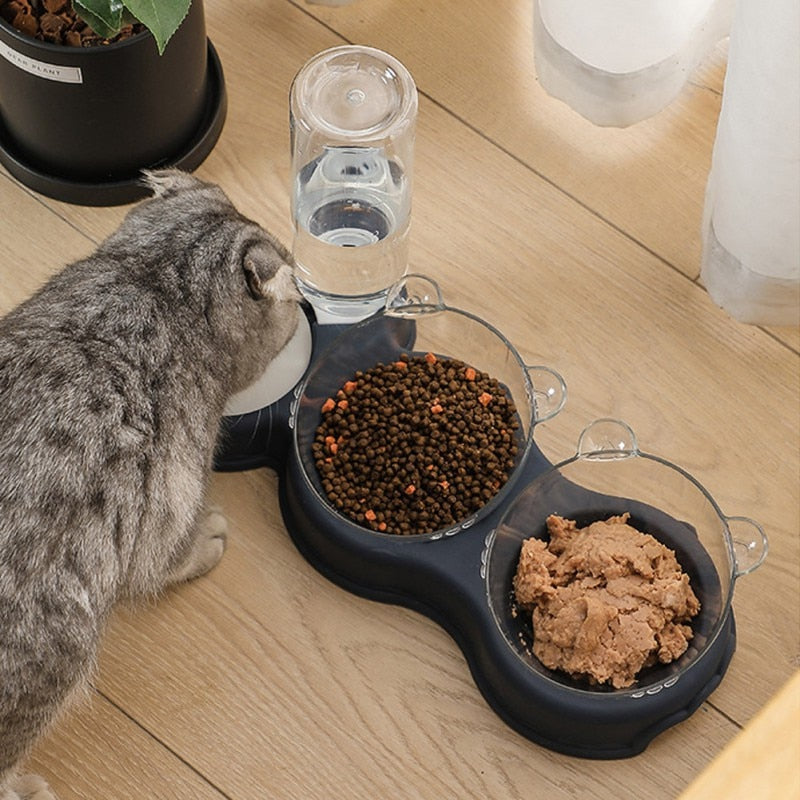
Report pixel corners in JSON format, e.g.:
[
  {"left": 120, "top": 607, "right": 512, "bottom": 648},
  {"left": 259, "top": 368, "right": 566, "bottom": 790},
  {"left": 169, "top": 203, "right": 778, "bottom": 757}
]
[{"left": 214, "top": 297, "right": 742, "bottom": 760}]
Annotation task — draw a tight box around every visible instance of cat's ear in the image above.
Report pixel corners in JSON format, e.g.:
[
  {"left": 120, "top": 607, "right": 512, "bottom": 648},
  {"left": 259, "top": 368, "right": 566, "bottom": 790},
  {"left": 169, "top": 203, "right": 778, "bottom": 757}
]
[
  {"left": 242, "top": 244, "right": 298, "bottom": 302},
  {"left": 141, "top": 169, "right": 201, "bottom": 197}
]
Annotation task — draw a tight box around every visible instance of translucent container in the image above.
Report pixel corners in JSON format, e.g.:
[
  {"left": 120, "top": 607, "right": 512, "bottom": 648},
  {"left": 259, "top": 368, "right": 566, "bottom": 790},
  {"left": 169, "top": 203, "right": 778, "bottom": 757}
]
[
  {"left": 290, "top": 46, "right": 418, "bottom": 322},
  {"left": 289, "top": 275, "right": 567, "bottom": 539},
  {"left": 532, "top": 0, "right": 732, "bottom": 126},
  {"left": 700, "top": 0, "right": 800, "bottom": 325}
]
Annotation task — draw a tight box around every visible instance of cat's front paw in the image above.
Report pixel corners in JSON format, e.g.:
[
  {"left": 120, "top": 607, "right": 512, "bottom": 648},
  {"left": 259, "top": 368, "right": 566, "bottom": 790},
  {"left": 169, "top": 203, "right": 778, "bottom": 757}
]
[
  {"left": 5, "top": 774, "right": 58, "bottom": 800},
  {"left": 194, "top": 508, "right": 228, "bottom": 577},
  {"left": 168, "top": 507, "right": 228, "bottom": 585}
]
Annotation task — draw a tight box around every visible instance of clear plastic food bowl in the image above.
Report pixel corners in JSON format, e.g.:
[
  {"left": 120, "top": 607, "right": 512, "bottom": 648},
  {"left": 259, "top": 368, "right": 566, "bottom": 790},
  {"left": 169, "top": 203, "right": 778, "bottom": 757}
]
[
  {"left": 290, "top": 274, "right": 567, "bottom": 540},
  {"left": 486, "top": 418, "right": 767, "bottom": 695}
]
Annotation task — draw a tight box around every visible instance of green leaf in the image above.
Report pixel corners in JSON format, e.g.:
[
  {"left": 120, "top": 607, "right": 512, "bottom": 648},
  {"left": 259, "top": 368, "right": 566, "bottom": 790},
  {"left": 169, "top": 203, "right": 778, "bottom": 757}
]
[
  {"left": 123, "top": 0, "right": 192, "bottom": 55},
  {"left": 72, "top": 0, "right": 125, "bottom": 39}
]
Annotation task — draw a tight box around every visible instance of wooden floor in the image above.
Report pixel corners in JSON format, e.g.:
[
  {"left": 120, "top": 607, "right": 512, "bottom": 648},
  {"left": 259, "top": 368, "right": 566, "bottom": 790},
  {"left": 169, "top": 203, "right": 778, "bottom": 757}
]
[{"left": 2, "top": 1, "right": 799, "bottom": 798}]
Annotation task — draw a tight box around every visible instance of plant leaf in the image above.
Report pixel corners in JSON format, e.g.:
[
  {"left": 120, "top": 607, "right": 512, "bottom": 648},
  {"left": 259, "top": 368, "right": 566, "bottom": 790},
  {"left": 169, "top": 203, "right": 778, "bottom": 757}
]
[
  {"left": 123, "top": 0, "right": 192, "bottom": 54},
  {"left": 72, "top": 0, "right": 125, "bottom": 39}
]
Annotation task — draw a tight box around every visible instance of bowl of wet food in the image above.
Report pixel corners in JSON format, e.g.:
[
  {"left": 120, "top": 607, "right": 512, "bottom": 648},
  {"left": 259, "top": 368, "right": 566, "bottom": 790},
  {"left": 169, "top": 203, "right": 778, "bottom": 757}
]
[
  {"left": 483, "top": 418, "right": 767, "bottom": 755},
  {"left": 284, "top": 274, "right": 567, "bottom": 541}
]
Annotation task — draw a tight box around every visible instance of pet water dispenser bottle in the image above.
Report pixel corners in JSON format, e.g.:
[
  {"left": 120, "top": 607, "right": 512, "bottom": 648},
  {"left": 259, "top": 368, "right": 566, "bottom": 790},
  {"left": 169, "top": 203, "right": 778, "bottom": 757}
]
[{"left": 290, "top": 45, "right": 418, "bottom": 324}]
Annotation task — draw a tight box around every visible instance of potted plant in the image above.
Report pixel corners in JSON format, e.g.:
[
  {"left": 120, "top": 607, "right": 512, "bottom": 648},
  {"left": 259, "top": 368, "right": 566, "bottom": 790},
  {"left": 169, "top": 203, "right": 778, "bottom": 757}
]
[{"left": 0, "top": 0, "right": 226, "bottom": 205}]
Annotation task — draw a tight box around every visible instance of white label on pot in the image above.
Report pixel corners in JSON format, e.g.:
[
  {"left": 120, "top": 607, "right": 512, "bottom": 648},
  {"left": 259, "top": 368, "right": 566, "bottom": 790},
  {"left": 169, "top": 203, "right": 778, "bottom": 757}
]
[{"left": 0, "top": 41, "right": 82, "bottom": 84}]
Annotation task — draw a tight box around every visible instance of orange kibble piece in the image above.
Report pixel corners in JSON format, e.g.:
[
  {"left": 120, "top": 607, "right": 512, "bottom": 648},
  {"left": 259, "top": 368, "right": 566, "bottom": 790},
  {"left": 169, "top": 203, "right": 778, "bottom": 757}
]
[
  {"left": 478, "top": 392, "right": 493, "bottom": 406},
  {"left": 430, "top": 403, "right": 444, "bottom": 414},
  {"left": 337, "top": 399, "right": 348, "bottom": 410},
  {"left": 343, "top": 380, "right": 358, "bottom": 394},
  {"left": 465, "top": 367, "right": 477, "bottom": 381},
  {"left": 321, "top": 398, "right": 336, "bottom": 413},
  {"left": 364, "top": 509, "right": 377, "bottom": 522},
  {"left": 329, "top": 442, "right": 338, "bottom": 454},
  {"left": 378, "top": 522, "right": 387, "bottom": 532},
  {"left": 438, "top": 480, "right": 450, "bottom": 491},
  {"left": 424, "top": 352, "right": 437, "bottom": 364},
  {"left": 394, "top": 360, "right": 408, "bottom": 370},
  {"left": 325, "top": 435, "right": 336, "bottom": 444},
  {"left": 404, "top": 484, "right": 416, "bottom": 495}
]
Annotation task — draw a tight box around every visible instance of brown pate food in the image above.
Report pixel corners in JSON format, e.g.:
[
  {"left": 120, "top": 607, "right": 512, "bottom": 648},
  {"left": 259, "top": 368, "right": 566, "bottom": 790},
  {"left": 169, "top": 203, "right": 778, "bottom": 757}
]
[{"left": 513, "top": 513, "right": 700, "bottom": 688}]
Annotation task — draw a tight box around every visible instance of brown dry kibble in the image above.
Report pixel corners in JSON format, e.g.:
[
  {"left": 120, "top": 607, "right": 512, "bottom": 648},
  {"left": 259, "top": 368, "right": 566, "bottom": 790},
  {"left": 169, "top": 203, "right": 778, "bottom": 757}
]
[
  {"left": 312, "top": 353, "right": 520, "bottom": 535},
  {"left": 513, "top": 514, "right": 701, "bottom": 689}
]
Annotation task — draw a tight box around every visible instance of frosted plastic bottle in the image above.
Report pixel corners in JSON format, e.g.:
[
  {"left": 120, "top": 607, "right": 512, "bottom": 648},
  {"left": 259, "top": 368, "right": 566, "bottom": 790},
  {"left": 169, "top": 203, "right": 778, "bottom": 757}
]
[
  {"left": 532, "top": 0, "right": 732, "bottom": 127},
  {"left": 700, "top": 0, "right": 800, "bottom": 325}
]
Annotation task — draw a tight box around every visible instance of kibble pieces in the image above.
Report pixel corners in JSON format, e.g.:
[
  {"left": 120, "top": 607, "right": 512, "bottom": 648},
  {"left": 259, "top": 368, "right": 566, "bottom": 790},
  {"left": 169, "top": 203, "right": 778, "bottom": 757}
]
[{"left": 312, "top": 352, "right": 521, "bottom": 535}]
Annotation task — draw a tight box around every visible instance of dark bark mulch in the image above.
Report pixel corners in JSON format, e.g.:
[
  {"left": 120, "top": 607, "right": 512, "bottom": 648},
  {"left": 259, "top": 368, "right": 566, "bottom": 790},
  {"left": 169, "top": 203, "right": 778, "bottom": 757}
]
[{"left": 0, "top": 0, "right": 144, "bottom": 46}]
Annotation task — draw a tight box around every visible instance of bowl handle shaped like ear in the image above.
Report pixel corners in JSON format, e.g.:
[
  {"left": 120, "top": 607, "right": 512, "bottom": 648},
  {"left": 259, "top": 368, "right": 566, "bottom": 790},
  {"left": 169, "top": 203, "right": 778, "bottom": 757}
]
[
  {"left": 525, "top": 365, "right": 566, "bottom": 423},
  {"left": 577, "top": 418, "right": 639, "bottom": 459},
  {"left": 727, "top": 515, "right": 768, "bottom": 577},
  {"left": 384, "top": 273, "right": 446, "bottom": 316}
]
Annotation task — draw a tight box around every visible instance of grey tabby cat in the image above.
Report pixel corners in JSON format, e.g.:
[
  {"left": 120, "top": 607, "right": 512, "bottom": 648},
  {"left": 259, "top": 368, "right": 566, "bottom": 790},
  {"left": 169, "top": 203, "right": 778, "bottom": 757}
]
[{"left": 0, "top": 170, "right": 300, "bottom": 800}]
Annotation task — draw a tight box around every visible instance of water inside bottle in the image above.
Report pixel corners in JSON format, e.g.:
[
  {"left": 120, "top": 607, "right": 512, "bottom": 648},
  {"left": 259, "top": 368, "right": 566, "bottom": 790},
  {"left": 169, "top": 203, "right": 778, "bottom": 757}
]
[{"left": 292, "top": 146, "right": 410, "bottom": 320}]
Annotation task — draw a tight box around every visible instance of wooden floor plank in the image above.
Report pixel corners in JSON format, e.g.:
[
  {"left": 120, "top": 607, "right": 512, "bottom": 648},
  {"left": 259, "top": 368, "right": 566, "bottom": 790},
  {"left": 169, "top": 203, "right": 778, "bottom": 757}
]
[{"left": 25, "top": 690, "right": 227, "bottom": 800}]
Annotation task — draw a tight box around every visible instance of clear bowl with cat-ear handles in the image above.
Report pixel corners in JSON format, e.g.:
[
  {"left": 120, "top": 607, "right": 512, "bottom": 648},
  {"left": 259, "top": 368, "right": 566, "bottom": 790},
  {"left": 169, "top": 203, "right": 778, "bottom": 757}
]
[
  {"left": 481, "top": 418, "right": 767, "bottom": 755},
  {"left": 283, "top": 273, "right": 567, "bottom": 542}
]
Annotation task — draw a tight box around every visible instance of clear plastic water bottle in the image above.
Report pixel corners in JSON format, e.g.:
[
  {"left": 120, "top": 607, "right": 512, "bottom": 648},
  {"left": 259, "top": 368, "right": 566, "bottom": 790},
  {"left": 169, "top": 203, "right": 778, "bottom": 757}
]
[{"left": 290, "top": 46, "right": 418, "bottom": 322}]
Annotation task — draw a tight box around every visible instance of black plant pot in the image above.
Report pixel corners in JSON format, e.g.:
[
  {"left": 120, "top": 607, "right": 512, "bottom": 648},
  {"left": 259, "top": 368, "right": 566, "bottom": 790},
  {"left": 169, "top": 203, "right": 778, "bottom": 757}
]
[{"left": 0, "top": 0, "right": 226, "bottom": 205}]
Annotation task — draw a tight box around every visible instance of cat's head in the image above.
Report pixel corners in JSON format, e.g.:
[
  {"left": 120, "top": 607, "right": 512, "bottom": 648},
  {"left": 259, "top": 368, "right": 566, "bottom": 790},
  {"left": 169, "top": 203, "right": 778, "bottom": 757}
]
[{"left": 131, "top": 169, "right": 301, "bottom": 393}]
